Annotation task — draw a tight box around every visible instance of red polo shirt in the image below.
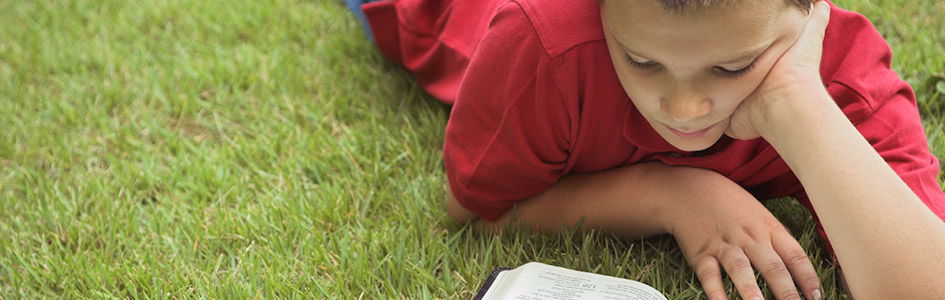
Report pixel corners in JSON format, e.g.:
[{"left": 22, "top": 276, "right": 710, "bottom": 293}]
[{"left": 363, "top": 0, "right": 945, "bottom": 252}]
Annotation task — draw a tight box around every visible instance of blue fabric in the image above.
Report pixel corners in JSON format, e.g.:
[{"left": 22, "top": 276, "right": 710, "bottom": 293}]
[{"left": 342, "top": 0, "right": 384, "bottom": 40}]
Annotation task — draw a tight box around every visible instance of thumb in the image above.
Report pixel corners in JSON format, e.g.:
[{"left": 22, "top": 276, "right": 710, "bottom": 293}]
[
  {"left": 789, "top": 0, "right": 831, "bottom": 71},
  {"left": 808, "top": 1, "right": 831, "bottom": 41}
]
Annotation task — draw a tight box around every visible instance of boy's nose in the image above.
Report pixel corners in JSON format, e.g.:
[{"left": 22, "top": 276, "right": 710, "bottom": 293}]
[{"left": 661, "top": 94, "right": 712, "bottom": 123}]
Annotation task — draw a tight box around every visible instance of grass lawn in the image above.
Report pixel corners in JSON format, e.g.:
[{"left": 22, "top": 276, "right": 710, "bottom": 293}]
[{"left": 1, "top": 0, "right": 942, "bottom": 298}]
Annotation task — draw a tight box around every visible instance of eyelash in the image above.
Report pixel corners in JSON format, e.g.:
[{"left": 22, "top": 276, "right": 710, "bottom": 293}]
[
  {"left": 625, "top": 56, "right": 660, "bottom": 70},
  {"left": 624, "top": 55, "right": 755, "bottom": 77},
  {"left": 714, "top": 64, "right": 755, "bottom": 77}
]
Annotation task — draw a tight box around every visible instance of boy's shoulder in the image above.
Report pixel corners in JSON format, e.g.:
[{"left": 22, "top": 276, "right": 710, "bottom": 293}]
[
  {"left": 506, "top": 0, "right": 607, "bottom": 57},
  {"left": 821, "top": 2, "right": 907, "bottom": 121}
]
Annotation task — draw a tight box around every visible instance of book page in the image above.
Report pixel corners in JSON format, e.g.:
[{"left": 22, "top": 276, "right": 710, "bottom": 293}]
[
  {"left": 480, "top": 270, "right": 511, "bottom": 300},
  {"left": 493, "top": 262, "right": 666, "bottom": 300}
]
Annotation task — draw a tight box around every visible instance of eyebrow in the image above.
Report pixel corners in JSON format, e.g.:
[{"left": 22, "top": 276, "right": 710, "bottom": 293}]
[{"left": 620, "top": 39, "right": 773, "bottom": 66}]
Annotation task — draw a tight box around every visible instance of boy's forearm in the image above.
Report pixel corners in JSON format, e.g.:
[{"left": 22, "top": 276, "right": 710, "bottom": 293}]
[
  {"left": 758, "top": 88, "right": 945, "bottom": 298},
  {"left": 463, "top": 162, "right": 717, "bottom": 239}
]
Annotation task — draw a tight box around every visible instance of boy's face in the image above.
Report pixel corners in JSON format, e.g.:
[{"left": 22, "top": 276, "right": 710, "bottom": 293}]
[{"left": 601, "top": 1, "right": 809, "bottom": 151}]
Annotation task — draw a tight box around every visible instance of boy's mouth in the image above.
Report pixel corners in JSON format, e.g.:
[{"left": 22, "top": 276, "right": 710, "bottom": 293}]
[{"left": 666, "top": 123, "right": 716, "bottom": 138}]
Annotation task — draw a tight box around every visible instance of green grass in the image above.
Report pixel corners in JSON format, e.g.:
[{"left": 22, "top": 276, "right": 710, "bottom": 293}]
[{"left": 0, "top": 0, "right": 941, "bottom": 298}]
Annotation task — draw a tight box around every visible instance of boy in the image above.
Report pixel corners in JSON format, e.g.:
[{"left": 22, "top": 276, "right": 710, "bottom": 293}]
[{"left": 351, "top": 0, "right": 945, "bottom": 298}]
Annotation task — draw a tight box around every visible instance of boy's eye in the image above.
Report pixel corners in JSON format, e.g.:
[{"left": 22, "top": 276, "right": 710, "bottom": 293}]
[
  {"left": 623, "top": 53, "right": 755, "bottom": 77},
  {"left": 625, "top": 55, "right": 661, "bottom": 70},
  {"left": 713, "top": 64, "right": 755, "bottom": 77}
]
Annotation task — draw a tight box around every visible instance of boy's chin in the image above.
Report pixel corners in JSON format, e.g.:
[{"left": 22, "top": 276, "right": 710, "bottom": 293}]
[{"left": 662, "top": 134, "right": 722, "bottom": 152}]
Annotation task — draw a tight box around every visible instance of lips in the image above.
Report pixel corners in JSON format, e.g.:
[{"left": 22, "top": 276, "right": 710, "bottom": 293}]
[{"left": 667, "top": 123, "right": 714, "bottom": 138}]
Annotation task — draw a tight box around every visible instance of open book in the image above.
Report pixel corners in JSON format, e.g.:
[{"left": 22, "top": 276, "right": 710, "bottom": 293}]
[{"left": 473, "top": 262, "right": 667, "bottom": 300}]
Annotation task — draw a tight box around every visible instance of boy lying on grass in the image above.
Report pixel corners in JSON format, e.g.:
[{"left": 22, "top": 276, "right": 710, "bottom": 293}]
[{"left": 348, "top": 0, "right": 945, "bottom": 298}]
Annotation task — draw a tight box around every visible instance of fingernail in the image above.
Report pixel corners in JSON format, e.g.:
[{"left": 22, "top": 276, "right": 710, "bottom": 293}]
[
  {"left": 812, "top": 289, "right": 821, "bottom": 300},
  {"left": 752, "top": 296, "right": 763, "bottom": 300}
]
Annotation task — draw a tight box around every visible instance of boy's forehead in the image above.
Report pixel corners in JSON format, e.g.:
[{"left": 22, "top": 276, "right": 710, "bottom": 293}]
[
  {"left": 604, "top": 0, "right": 784, "bottom": 58},
  {"left": 604, "top": 0, "right": 783, "bottom": 22},
  {"left": 658, "top": 0, "right": 740, "bottom": 15},
  {"left": 642, "top": 0, "right": 784, "bottom": 15}
]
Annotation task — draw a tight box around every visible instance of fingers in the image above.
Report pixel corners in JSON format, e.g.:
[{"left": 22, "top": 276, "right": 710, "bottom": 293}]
[
  {"left": 773, "top": 234, "right": 822, "bottom": 300},
  {"left": 719, "top": 247, "right": 764, "bottom": 300},
  {"left": 694, "top": 256, "right": 728, "bottom": 300},
  {"left": 707, "top": 234, "right": 819, "bottom": 300},
  {"left": 744, "top": 244, "right": 803, "bottom": 300}
]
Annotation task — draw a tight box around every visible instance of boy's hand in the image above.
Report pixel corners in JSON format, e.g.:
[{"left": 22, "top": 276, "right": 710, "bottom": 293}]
[
  {"left": 664, "top": 167, "right": 822, "bottom": 300},
  {"left": 726, "top": 1, "right": 831, "bottom": 140}
]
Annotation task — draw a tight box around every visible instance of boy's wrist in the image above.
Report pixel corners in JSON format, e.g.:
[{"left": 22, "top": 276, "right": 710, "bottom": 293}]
[
  {"left": 655, "top": 165, "right": 754, "bottom": 236},
  {"left": 753, "top": 82, "right": 835, "bottom": 140}
]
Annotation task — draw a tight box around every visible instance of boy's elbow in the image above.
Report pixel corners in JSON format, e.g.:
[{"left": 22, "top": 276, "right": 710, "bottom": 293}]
[
  {"left": 445, "top": 191, "right": 480, "bottom": 224},
  {"left": 445, "top": 191, "right": 514, "bottom": 234}
]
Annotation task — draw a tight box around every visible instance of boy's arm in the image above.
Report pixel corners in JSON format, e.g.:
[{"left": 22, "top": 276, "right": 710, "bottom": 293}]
[
  {"left": 447, "top": 162, "right": 670, "bottom": 237},
  {"left": 759, "top": 85, "right": 945, "bottom": 298},
  {"left": 738, "top": 2, "right": 945, "bottom": 297},
  {"left": 448, "top": 161, "right": 824, "bottom": 300}
]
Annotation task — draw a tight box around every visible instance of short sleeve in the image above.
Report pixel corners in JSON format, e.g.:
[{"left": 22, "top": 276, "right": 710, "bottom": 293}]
[
  {"left": 818, "top": 5, "right": 945, "bottom": 220},
  {"left": 853, "top": 85, "right": 945, "bottom": 220},
  {"left": 443, "top": 3, "right": 572, "bottom": 221}
]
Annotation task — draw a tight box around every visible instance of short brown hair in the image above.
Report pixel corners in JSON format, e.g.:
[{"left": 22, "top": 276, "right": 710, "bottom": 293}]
[
  {"left": 601, "top": 0, "right": 814, "bottom": 14},
  {"left": 661, "top": 0, "right": 812, "bottom": 13}
]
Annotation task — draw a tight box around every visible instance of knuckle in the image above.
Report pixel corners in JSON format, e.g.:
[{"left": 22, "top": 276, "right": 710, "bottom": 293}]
[
  {"left": 783, "top": 249, "right": 811, "bottom": 266},
  {"left": 763, "top": 217, "right": 789, "bottom": 234},
  {"left": 696, "top": 266, "right": 722, "bottom": 280},
  {"left": 694, "top": 241, "right": 713, "bottom": 257},
  {"left": 763, "top": 260, "right": 790, "bottom": 277},
  {"left": 728, "top": 256, "right": 752, "bottom": 272},
  {"left": 740, "top": 225, "right": 764, "bottom": 244}
]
